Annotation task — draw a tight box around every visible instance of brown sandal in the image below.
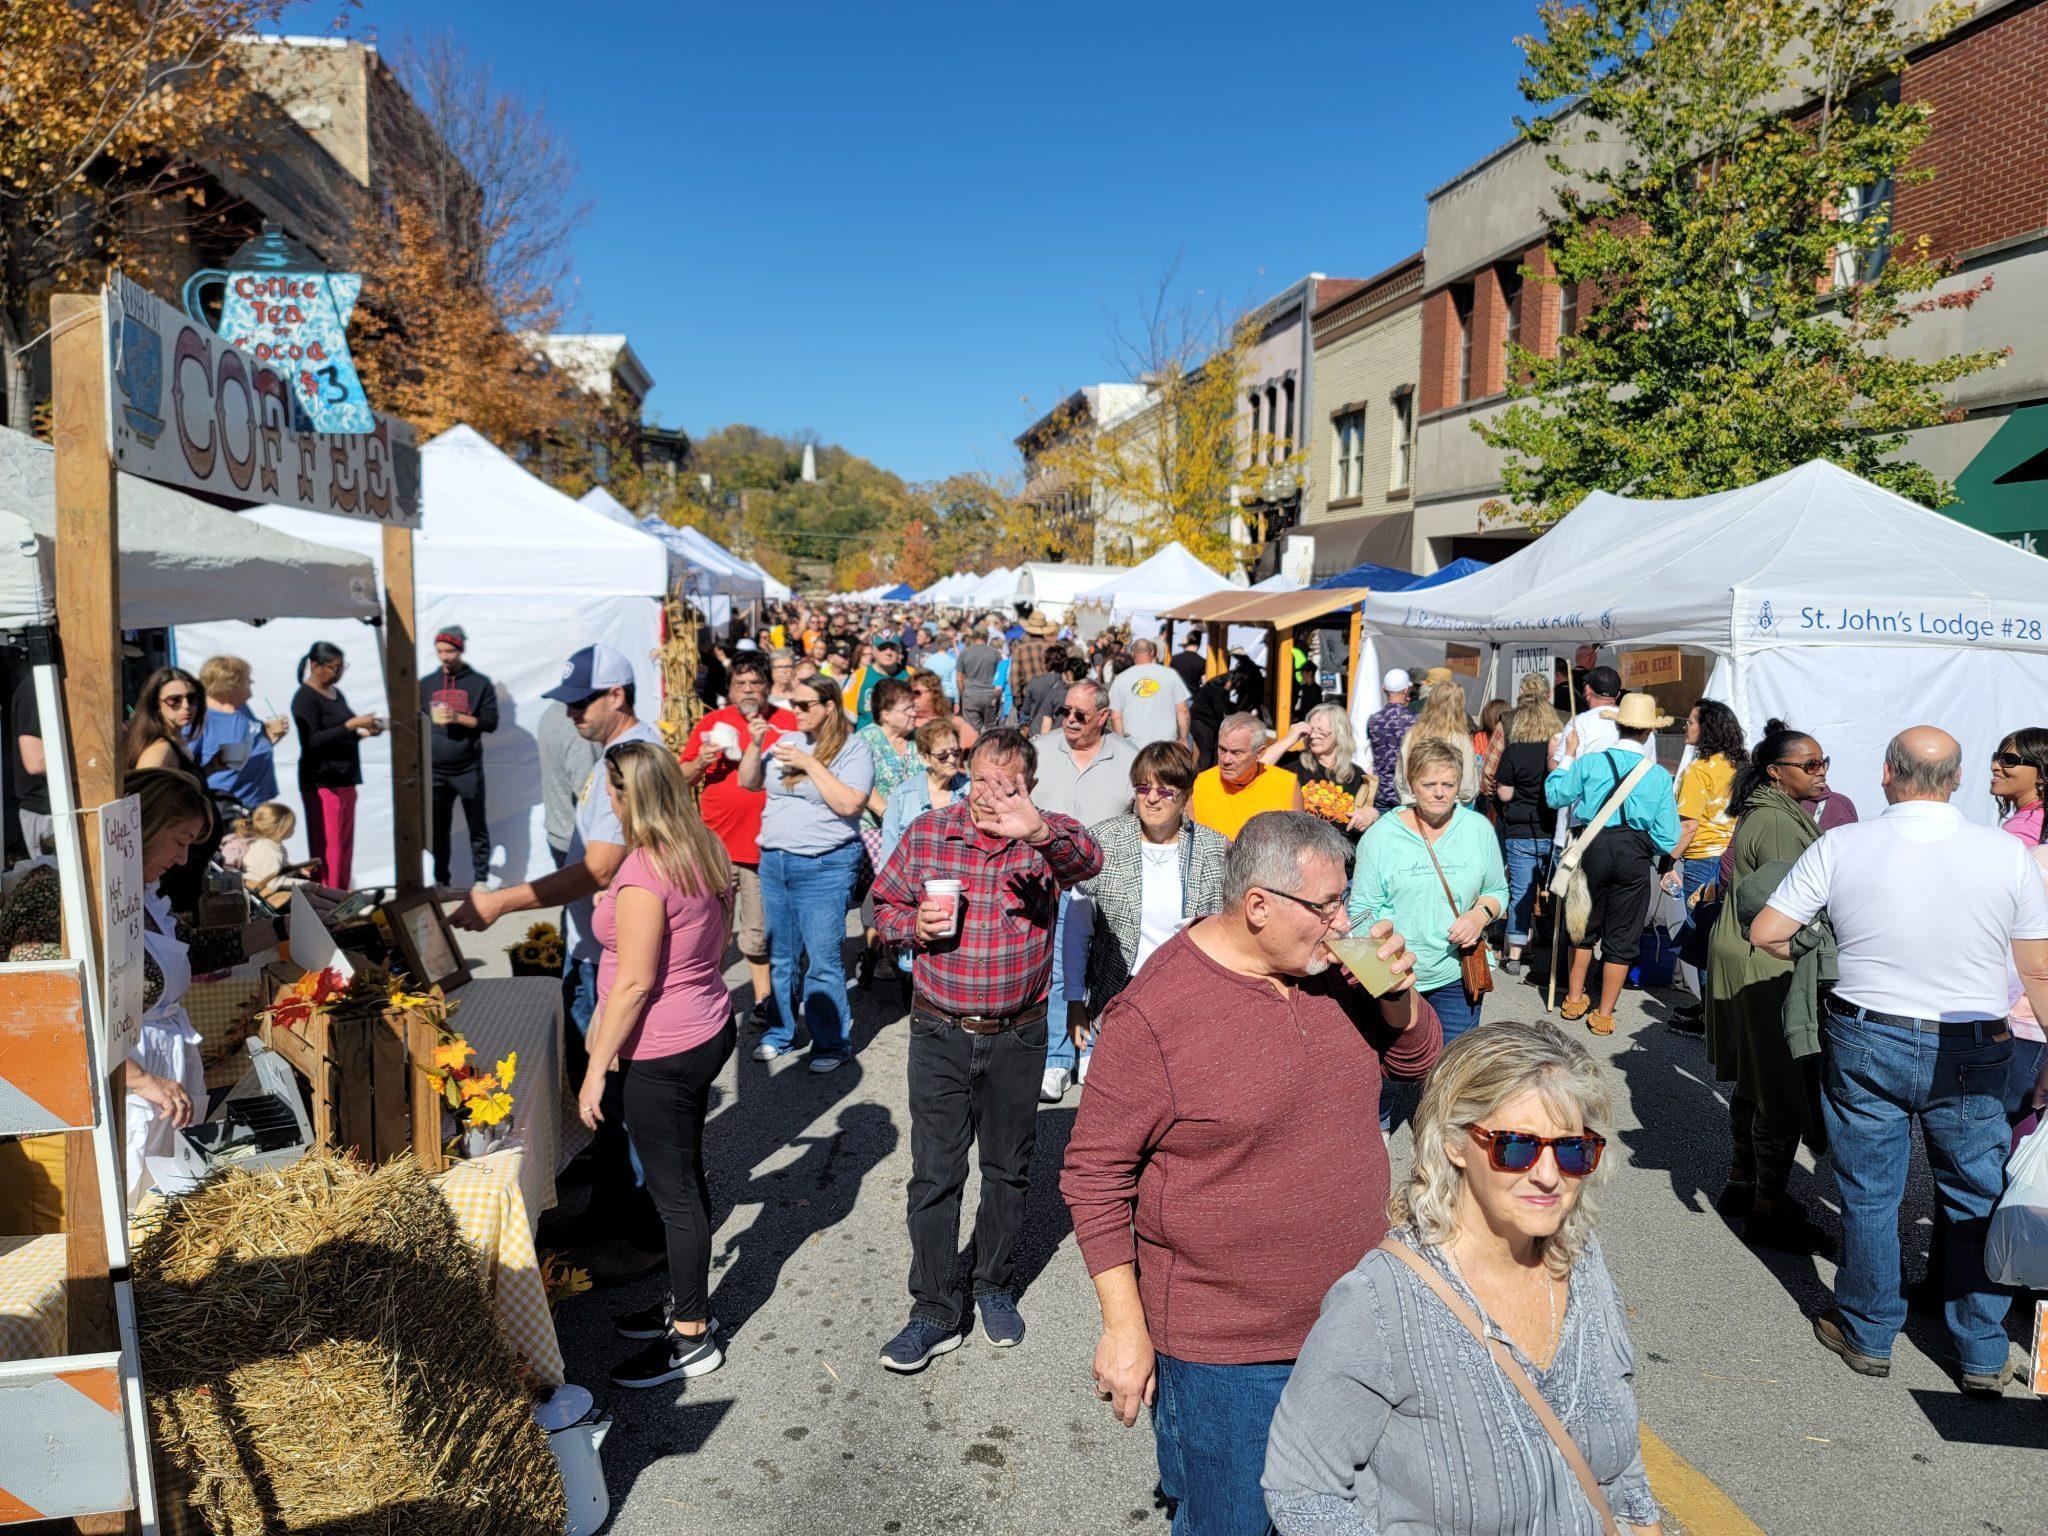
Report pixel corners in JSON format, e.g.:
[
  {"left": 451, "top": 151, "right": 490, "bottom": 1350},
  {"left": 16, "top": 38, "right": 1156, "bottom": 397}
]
[
  {"left": 1559, "top": 994, "right": 1591, "bottom": 1022},
  {"left": 1587, "top": 1012, "right": 1616, "bottom": 1036}
]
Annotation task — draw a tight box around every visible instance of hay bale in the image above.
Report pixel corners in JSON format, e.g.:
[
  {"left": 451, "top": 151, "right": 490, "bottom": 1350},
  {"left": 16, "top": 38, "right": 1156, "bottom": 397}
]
[{"left": 133, "top": 1153, "right": 566, "bottom": 1536}]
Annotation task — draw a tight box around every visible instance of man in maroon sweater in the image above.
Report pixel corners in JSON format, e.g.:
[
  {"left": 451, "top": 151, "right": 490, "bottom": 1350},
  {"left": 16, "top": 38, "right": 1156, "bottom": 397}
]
[{"left": 1061, "top": 810, "right": 1441, "bottom": 1536}]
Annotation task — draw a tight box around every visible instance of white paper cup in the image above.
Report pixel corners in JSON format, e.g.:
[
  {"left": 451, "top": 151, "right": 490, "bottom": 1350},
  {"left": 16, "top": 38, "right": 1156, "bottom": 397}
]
[{"left": 923, "top": 878, "right": 963, "bottom": 936}]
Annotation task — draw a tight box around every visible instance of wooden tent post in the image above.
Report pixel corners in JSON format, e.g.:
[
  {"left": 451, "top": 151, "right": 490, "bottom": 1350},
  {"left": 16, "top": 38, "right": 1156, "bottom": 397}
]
[
  {"left": 52, "top": 291, "right": 134, "bottom": 1535},
  {"left": 383, "top": 526, "right": 423, "bottom": 891},
  {"left": 1348, "top": 610, "right": 1363, "bottom": 690},
  {"left": 1273, "top": 623, "right": 1295, "bottom": 733},
  {"left": 1204, "top": 622, "right": 1228, "bottom": 680}
]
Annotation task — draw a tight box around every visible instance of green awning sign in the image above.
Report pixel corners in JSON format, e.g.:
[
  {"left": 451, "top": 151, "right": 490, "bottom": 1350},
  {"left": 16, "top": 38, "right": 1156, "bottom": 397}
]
[{"left": 1943, "top": 404, "right": 2048, "bottom": 555}]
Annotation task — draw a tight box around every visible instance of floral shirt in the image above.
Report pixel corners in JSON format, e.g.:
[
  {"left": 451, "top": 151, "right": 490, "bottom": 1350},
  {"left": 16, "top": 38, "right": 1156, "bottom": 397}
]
[
  {"left": 1366, "top": 704, "right": 1414, "bottom": 811},
  {"left": 856, "top": 725, "right": 922, "bottom": 830}
]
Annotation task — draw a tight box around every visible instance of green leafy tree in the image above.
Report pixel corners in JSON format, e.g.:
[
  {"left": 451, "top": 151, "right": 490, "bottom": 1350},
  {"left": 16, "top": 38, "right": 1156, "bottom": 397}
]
[{"left": 1480, "top": 0, "right": 2005, "bottom": 527}]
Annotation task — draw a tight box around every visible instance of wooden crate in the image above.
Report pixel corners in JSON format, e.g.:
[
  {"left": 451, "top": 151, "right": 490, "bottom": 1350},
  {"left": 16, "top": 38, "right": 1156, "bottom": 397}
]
[{"left": 258, "top": 968, "right": 445, "bottom": 1173}]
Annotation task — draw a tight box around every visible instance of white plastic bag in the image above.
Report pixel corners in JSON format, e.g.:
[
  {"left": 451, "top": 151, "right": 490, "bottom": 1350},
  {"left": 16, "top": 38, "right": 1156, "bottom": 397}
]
[{"left": 1985, "top": 1122, "right": 2048, "bottom": 1288}]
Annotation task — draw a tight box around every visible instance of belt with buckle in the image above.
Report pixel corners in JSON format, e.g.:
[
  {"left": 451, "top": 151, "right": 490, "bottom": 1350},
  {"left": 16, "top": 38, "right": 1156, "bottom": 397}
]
[{"left": 913, "top": 993, "right": 1047, "bottom": 1037}]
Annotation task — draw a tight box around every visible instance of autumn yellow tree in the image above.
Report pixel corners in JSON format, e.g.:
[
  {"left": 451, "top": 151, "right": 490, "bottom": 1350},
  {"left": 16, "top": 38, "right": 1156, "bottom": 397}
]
[
  {"left": 0, "top": 0, "right": 313, "bottom": 427},
  {"left": 1031, "top": 293, "right": 1303, "bottom": 575}
]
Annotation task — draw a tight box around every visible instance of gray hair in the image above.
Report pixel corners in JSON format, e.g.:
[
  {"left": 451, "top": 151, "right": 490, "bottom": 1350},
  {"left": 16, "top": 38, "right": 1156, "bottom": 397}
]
[
  {"left": 1390, "top": 1020, "right": 1616, "bottom": 1278},
  {"left": 1218, "top": 710, "right": 1268, "bottom": 748},
  {"left": 1304, "top": 702, "right": 1355, "bottom": 768},
  {"left": 1884, "top": 730, "right": 1961, "bottom": 797},
  {"left": 768, "top": 647, "right": 795, "bottom": 666},
  {"left": 1221, "top": 811, "right": 1349, "bottom": 911},
  {"left": 1064, "top": 676, "right": 1108, "bottom": 712},
  {"left": 1130, "top": 638, "right": 1158, "bottom": 661}
]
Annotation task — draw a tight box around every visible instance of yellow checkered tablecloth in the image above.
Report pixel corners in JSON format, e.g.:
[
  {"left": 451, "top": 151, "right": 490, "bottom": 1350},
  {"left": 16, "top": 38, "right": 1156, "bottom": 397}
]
[
  {"left": 451, "top": 977, "right": 591, "bottom": 1231},
  {"left": 433, "top": 1147, "right": 564, "bottom": 1387},
  {"left": 1, "top": 1154, "right": 560, "bottom": 1385},
  {"left": 0, "top": 1233, "right": 65, "bottom": 1364}
]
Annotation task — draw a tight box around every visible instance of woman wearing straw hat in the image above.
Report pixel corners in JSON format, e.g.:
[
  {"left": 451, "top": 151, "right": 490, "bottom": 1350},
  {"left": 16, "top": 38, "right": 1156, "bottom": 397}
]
[{"left": 1543, "top": 693, "right": 1681, "bottom": 1037}]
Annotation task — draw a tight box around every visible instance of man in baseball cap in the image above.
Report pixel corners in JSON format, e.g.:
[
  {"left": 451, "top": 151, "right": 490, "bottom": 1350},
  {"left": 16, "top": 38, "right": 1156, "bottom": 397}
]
[
  {"left": 453, "top": 640, "right": 669, "bottom": 1280},
  {"left": 1368, "top": 669, "right": 1416, "bottom": 812},
  {"left": 855, "top": 633, "right": 910, "bottom": 727}
]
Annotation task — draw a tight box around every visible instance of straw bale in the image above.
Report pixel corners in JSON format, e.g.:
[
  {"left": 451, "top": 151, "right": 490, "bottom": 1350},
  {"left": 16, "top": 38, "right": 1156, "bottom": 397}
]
[{"left": 133, "top": 1153, "right": 566, "bottom": 1536}]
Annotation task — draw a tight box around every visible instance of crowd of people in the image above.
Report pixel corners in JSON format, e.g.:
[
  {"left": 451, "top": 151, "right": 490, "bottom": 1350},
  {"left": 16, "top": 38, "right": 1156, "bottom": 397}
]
[{"left": 7, "top": 594, "right": 2044, "bottom": 1536}]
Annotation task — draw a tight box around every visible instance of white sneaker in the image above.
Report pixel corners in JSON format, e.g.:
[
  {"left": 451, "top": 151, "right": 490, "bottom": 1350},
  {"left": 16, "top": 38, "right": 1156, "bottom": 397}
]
[
  {"left": 1040, "top": 1067, "right": 1072, "bottom": 1103},
  {"left": 476, "top": 875, "right": 503, "bottom": 893},
  {"left": 1075, "top": 1052, "right": 1091, "bottom": 1086},
  {"left": 751, "top": 1042, "right": 784, "bottom": 1062}
]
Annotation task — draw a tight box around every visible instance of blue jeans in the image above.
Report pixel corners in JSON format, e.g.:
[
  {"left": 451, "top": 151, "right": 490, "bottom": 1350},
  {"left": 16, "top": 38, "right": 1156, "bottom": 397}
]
[
  {"left": 1423, "top": 980, "right": 1482, "bottom": 1045},
  {"left": 1153, "top": 1354, "right": 1291, "bottom": 1536},
  {"left": 1503, "top": 836, "right": 1551, "bottom": 947},
  {"left": 2007, "top": 1036, "right": 2046, "bottom": 1118},
  {"left": 1044, "top": 891, "right": 1079, "bottom": 1073},
  {"left": 758, "top": 842, "right": 861, "bottom": 1059},
  {"left": 1820, "top": 1005, "right": 2015, "bottom": 1375}
]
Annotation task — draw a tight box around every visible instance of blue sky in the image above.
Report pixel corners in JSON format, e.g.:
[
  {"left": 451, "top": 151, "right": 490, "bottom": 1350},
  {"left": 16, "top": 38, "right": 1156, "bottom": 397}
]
[{"left": 291, "top": 0, "right": 1544, "bottom": 482}]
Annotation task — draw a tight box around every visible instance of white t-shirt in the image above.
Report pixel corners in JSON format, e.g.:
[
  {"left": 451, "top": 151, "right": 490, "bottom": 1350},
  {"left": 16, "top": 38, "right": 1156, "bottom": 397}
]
[
  {"left": 566, "top": 718, "right": 668, "bottom": 962},
  {"left": 1133, "top": 838, "right": 1184, "bottom": 975},
  {"left": 1768, "top": 800, "right": 2048, "bottom": 1020}
]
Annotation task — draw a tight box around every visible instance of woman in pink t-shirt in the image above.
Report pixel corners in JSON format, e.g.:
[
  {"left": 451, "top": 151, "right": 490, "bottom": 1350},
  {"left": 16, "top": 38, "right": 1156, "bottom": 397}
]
[{"left": 577, "top": 740, "right": 737, "bottom": 1390}]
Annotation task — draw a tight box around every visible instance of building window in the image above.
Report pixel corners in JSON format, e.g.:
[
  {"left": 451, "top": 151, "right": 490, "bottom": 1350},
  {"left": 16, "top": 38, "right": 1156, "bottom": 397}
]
[
  {"left": 1559, "top": 277, "right": 1579, "bottom": 341},
  {"left": 1248, "top": 390, "right": 1262, "bottom": 460},
  {"left": 1265, "top": 384, "right": 1280, "bottom": 463},
  {"left": 1390, "top": 392, "right": 1413, "bottom": 491},
  {"left": 1332, "top": 408, "right": 1365, "bottom": 499},
  {"left": 1836, "top": 77, "right": 1900, "bottom": 287},
  {"left": 1453, "top": 285, "right": 1474, "bottom": 402},
  {"left": 1282, "top": 378, "right": 1296, "bottom": 454},
  {"left": 1500, "top": 265, "right": 1522, "bottom": 361}
]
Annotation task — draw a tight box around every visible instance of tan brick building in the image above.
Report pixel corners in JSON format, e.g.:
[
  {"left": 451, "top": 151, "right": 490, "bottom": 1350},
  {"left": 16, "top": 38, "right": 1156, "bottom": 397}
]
[{"left": 1300, "top": 253, "right": 1425, "bottom": 577}]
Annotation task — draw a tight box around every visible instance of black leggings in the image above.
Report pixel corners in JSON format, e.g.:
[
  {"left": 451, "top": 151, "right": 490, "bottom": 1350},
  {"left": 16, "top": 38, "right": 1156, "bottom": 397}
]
[{"left": 621, "top": 1017, "right": 736, "bottom": 1323}]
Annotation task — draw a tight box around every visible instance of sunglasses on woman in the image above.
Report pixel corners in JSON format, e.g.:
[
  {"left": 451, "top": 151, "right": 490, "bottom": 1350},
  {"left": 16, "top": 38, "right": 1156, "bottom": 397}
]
[
  {"left": 928, "top": 748, "right": 962, "bottom": 762},
  {"left": 1776, "top": 755, "right": 1829, "bottom": 773},
  {"left": 1467, "top": 1125, "right": 1606, "bottom": 1177},
  {"left": 1992, "top": 751, "right": 2031, "bottom": 770}
]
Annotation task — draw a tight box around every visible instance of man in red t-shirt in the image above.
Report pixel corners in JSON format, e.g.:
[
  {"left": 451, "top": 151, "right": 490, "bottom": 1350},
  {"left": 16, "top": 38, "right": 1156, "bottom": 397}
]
[{"left": 680, "top": 651, "right": 797, "bottom": 1025}]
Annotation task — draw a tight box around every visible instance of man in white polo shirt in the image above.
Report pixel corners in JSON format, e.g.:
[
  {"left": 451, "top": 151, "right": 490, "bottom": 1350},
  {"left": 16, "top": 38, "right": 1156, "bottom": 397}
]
[{"left": 1753, "top": 726, "right": 2048, "bottom": 1396}]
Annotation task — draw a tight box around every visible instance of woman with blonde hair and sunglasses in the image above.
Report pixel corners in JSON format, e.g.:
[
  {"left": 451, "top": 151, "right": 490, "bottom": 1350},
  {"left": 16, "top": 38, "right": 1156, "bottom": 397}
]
[
  {"left": 1264, "top": 1020, "right": 1662, "bottom": 1535},
  {"left": 576, "top": 740, "right": 738, "bottom": 1391}
]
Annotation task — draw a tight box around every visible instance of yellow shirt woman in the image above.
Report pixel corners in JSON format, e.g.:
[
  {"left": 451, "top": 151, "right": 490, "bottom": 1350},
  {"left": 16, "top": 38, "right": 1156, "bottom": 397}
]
[{"left": 1675, "top": 753, "right": 1738, "bottom": 861}]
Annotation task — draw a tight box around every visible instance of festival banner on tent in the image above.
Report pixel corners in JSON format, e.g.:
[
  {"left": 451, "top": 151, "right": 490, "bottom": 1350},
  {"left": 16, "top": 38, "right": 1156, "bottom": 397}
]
[
  {"left": 1740, "top": 592, "right": 2048, "bottom": 651},
  {"left": 102, "top": 271, "right": 420, "bottom": 527}
]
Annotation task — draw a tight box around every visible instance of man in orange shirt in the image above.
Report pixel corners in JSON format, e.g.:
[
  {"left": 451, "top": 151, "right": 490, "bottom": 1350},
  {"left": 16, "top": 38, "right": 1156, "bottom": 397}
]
[{"left": 1189, "top": 713, "right": 1302, "bottom": 840}]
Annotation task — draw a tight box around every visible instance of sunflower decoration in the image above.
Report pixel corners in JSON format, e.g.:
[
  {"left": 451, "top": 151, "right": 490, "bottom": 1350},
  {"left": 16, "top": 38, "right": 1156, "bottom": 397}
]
[
  {"left": 506, "top": 921, "right": 565, "bottom": 974},
  {"left": 1300, "top": 779, "right": 1358, "bottom": 826}
]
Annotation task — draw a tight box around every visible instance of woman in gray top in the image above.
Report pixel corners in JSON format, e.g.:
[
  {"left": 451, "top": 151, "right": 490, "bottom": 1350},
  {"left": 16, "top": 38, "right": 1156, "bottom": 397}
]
[{"left": 1263, "top": 1020, "right": 1663, "bottom": 1535}]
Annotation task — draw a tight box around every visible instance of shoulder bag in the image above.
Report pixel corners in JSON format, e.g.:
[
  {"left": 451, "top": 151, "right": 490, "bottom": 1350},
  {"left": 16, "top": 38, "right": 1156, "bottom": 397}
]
[
  {"left": 1378, "top": 1239, "right": 1622, "bottom": 1536},
  {"left": 1421, "top": 820, "right": 1493, "bottom": 1002},
  {"left": 1547, "top": 751, "right": 1655, "bottom": 945}
]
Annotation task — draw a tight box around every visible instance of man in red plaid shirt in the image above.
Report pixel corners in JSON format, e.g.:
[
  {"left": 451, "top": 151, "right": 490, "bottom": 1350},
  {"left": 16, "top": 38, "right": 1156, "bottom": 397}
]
[{"left": 871, "top": 726, "right": 1102, "bottom": 1371}]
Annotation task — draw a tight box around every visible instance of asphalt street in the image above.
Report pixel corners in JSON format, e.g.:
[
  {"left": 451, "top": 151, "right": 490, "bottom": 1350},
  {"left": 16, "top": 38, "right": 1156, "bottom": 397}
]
[{"left": 516, "top": 926, "right": 2045, "bottom": 1536}]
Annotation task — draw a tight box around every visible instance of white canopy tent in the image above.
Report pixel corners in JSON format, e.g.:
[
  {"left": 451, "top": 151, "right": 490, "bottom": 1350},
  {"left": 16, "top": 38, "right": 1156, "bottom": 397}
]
[
  {"left": 1012, "top": 562, "right": 1123, "bottom": 622},
  {"left": 1352, "top": 460, "right": 2048, "bottom": 820},
  {"left": 915, "top": 572, "right": 973, "bottom": 604},
  {"left": 1072, "top": 542, "right": 1234, "bottom": 640},
  {"left": 745, "top": 557, "right": 792, "bottom": 603},
  {"left": 959, "top": 566, "right": 1018, "bottom": 609},
  {"left": 179, "top": 424, "right": 671, "bottom": 886},
  {"left": 0, "top": 427, "right": 377, "bottom": 628}
]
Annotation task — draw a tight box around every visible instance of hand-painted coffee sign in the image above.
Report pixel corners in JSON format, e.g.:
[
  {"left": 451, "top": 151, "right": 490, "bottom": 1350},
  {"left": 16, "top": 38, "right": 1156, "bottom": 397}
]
[
  {"left": 104, "top": 270, "right": 419, "bottom": 527},
  {"left": 181, "top": 225, "right": 373, "bottom": 434}
]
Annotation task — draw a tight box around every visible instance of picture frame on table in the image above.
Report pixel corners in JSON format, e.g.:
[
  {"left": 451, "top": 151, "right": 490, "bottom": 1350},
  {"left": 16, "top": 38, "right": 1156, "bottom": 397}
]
[{"left": 380, "top": 889, "right": 473, "bottom": 992}]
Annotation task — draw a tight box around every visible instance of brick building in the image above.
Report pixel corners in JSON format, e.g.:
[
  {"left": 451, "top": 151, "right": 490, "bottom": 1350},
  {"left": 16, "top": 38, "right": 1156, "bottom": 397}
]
[
  {"left": 1299, "top": 252, "right": 1426, "bottom": 577},
  {"left": 1411, "top": 0, "right": 2048, "bottom": 570}
]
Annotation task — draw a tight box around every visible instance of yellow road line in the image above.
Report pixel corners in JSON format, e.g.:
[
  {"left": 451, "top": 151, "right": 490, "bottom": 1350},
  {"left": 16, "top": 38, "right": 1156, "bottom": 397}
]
[{"left": 1641, "top": 1423, "right": 1768, "bottom": 1536}]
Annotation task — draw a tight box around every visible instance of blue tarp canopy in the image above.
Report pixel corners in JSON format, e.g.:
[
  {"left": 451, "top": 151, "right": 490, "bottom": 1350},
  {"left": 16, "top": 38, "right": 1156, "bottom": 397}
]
[
  {"left": 1315, "top": 560, "right": 1417, "bottom": 591},
  {"left": 880, "top": 582, "right": 914, "bottom": 600},
  {"left": 1407, "top": 557, "right": 1490, "bottom": 589}
]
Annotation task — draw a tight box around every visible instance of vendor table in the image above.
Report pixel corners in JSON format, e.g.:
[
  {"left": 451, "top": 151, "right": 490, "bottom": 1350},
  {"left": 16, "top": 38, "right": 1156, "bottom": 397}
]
[
  {"left": 0, "top": 1151, "right": 563, "bottom": 1384},
  {"left": 0, "top": 1233, "right": 65, "bottom": 1364},
  {"left": 447, "top": 975, "right": 591, "bottom": 1231}
]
